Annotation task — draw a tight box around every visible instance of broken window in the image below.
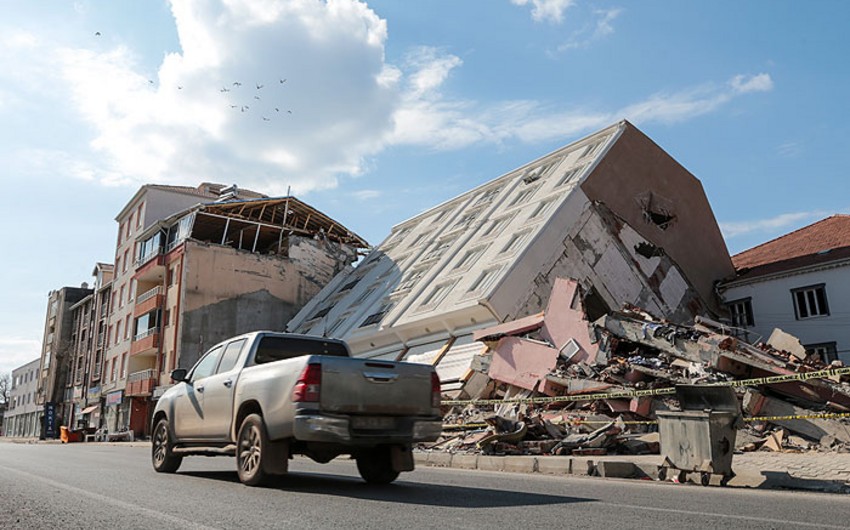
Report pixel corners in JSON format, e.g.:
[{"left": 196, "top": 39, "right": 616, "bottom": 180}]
[
  {"left": 452, "top": 211, "right": 478, "bottom": 231},
  {"left": 395, "top": 267, "right": 427, "bottom": 292},
  {"left": 521, "top": 157, "right": 561, "bottom": 184},
  {"left": 726, "top": 298, "right": 754, "bottom": 328},
  {"left": 579, "top": 139, "right": 604, "bottom": 159},
  {"left": 805, "top": 342, "right": 838, "bottom": 363},
  {"left": 339, "top": 278, "right": 360, "bottom": 292},
  {"left": 423, "top": 238, "right": 453, "bottom": 261},
  {"left": 792, "top": 284, "right": 829, "bottom": 319},
  {"left": 638, "top": 191, "right": 677, "bottom": 230}
]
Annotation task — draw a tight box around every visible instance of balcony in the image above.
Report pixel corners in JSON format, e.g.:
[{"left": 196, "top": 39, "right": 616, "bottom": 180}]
[
  {"left": 134, "top": 251, "right": 165, "bottom": 283},
  {"left": 130, "top": 328, "right": 160, "bottom": 357},
  {"left": 126, "top": 369, "right": 157, "bottom": 397},
  {"left": 134, "top": 286, "right": 164, "bottom": 317}
]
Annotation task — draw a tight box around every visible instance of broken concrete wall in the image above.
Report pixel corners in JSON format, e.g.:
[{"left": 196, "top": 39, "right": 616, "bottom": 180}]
[
  {"left": 501, "top": 194, "right": 709, "bottom": 325},
  {"left": 580, "top": 122, "right": 735, "bottom": 315},
  {"left": 177, "top": 240, "right": 350, "bottom": 368}
]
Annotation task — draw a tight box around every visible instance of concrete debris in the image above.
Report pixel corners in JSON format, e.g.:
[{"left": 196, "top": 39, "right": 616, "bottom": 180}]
[{"left": 428, "top": 276, "right": 850, "bottom": 457}]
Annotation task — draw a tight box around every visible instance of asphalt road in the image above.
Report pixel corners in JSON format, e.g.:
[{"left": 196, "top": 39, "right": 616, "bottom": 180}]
[{"left": 1, "top": 443, "right": 849, "bottom": 530}]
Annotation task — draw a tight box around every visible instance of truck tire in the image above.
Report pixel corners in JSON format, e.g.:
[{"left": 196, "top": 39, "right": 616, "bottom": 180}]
[
  {"left": 152, "top": 418, "right": 183, "bottom": 473},
  {"left": 356, "top": 447, "right": 400, "bottom": 485},
  {"left": 236, "top": 413, "right": 271, "bottom": 486}
]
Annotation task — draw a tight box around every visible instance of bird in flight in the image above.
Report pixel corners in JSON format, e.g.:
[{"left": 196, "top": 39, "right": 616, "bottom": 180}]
[
  {"left": 230, "top": 105, "right": 238, "bottom": 109},
  {"left": 148, "top": 80, "right": 154, "bottom": 84},
  {"left": 263, "top": 117, "right": 271, "bottom": 121},
  {"left": 279, "top": 79, "right": 287, "bottom": 84},
  {"left": 241, "top": 106, "right": 249, "bottom": 112},
  {"left": 256, "top": 83, "right": 264, "bottom": 89},
  {"left": 95, "top": 31, "right": 101, "bottom": 36},
  {"left": 275, "top": 107, "right": 279, "bottom": 112},
  {"left": 220, "top": 87, "right": 230, "bottom": 92},
  {"left": 254, "top": 95, "right": 261, "bottom": 100},
  {"left": 233, "top": 82, "right": 242, "bottom": 87}
]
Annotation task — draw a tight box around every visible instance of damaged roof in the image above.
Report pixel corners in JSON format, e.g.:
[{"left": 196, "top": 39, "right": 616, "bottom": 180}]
[{"left": 731, "top": 215, "right": 850, "bottom": 280}]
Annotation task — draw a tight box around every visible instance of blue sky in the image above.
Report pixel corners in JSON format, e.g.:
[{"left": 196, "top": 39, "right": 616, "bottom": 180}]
[{"left": 1, "top": 0, "right": 848, "bottom": 376}]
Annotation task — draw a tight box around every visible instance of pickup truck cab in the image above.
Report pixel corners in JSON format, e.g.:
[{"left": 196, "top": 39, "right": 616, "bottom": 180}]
[{"left": 151, "top": 331, "right": 442, "bottom": 486}]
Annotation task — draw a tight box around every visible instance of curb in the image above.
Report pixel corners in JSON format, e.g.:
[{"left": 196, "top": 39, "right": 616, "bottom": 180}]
[{"left": 414, "top": 452, "right": 848, "bottom": 493}]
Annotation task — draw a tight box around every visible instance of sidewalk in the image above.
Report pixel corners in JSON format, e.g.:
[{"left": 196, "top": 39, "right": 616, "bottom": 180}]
[{"left": 415, "top": 450, "right": 850, "bottom": 493}]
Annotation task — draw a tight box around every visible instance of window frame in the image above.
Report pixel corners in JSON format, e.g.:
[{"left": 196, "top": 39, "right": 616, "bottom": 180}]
[
  {"left": 726, "top": 297, "right": 754, "bottom": 328},
  {"left": 791, "top": 284, "right": 830, "bottom": 320}
]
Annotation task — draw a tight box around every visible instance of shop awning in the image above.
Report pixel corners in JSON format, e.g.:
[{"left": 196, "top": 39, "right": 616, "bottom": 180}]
[{"left": 80, "top": 405, "right": 99, "bottom": 415}]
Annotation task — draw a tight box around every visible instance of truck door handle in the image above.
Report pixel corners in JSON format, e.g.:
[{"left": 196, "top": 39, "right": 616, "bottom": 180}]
[
  {"left": 223, "top": 379, "right": 233, "bottom": 388},
  {"left": 363, "top": 372, "right": 398, "bottom": 383}
]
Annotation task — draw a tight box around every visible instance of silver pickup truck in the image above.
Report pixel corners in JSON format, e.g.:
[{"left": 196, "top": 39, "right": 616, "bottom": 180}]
[{"left": 151, "top": 331, "right": 442, "bottom": 486}]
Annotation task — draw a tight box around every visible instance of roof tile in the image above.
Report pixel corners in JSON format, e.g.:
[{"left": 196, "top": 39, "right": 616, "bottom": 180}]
[{"left": 732, "top": 215, "right": 850, "bottom": 270}]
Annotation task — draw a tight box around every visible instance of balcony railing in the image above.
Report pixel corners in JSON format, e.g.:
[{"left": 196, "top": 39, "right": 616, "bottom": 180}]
[
  {"left": 126, "top": 369, "right": 157, "bottom": 397},
  {"left": 135, "top": 248, "right": 163, "bottom": 268},
  {"left": 136, "top": 286, "right": 162, "bottom": 304},
  {"left": 130, "top": 328, "right": 160, "bottom": 356}
]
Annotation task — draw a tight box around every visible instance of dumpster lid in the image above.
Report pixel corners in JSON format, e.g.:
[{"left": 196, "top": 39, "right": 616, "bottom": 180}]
[{"left": 674, "top": 385, "right": 740, "bottom": 413}]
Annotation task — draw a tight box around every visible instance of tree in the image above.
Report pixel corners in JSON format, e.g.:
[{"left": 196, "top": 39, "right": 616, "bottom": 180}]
[{"left": 0, "top": 372, "right": 10, "bottom": 407}]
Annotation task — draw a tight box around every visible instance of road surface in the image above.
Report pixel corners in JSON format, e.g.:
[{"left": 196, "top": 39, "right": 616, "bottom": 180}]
[{"left": 0, "top": 442, "right": 848, "bottom": 529}]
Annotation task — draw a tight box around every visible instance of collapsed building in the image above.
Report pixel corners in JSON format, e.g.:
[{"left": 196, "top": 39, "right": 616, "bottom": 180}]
[
  {"left": 432, "top": 277, "right": 850, "bottom": 457},
  {"left": 287, "top": 120, "right": 735, "bottom": 394}
]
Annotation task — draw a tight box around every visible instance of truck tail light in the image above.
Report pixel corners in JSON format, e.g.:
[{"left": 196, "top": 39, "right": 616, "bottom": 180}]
[
  {"left": 292, "top": 363, "right": 322, "bottom": 403},
  {"left": 431, "top": 371, "right": 441, "bottom": 408}
]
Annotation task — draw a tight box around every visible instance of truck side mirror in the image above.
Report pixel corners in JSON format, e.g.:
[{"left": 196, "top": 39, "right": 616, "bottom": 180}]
[{"left": 170, "top": 368, "right": 188, "bottom": 383}]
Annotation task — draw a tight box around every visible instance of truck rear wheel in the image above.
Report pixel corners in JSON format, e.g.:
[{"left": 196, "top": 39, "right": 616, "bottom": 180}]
[
  {"left": 152, "top": 418, "right": 183, "bottom": 473},
  {"left": 236, "top": 414, "right": 270, "bottom": 486},
  {"left": 356, "top": 447, "right": 400, "bottom": 485}
]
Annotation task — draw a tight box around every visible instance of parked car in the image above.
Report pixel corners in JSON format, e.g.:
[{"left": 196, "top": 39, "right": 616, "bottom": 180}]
[{"left": 151, "top": 331, "right": 442, "bottom": 485}]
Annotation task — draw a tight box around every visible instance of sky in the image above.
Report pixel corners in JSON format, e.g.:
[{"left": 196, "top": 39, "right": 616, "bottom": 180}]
[{"left": 1, "top": 0, "right": 848, "bottom": 377}]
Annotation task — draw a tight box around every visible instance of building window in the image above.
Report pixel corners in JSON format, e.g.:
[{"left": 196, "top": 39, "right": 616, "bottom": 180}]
[
  {"left": 481, "top": 215, "right": 513, "bottom": 238},
  {"left": 359, "top": 302, "right": 393, "bottom": 328},
  {"left": 727, "top": 298, "right": 754, "bottom": 328},
  {"left": 509, "top": 187, "right": 538, "bottom": 207},
  {"left": 421, "top": 282, "right": 454, "bottom": 308},
  {"left": 502, "top": 230, "right": 531, "bottom": 254},
  {"left": 455, "top": 246, "right": 488, "bottom": 271},
  {"left": 473, "top": 186, "right": 502, "bottom": 207},
  {"left": 528, "top": 198, "right": 557, "bottom": 220},
  {"left": 423, "top": 239, "right": 453, "bottom": 261},
  {"left": 805, "top": 342, "right": 838, "bottom": 363},
  {"left": 468, "top": 267, "right": 501, "bottom": 294},
  {"left": 557, "top": 166, "right": 585, "bottom": 187},
  {"left": 395, "top": 267, "right": 427, "bottom": 293},
  {"left": 792, "top": 284, "right": 829, "bottom": 319},
  {"left": 339, "top": 278, "right": 360, "bottom": 292}
]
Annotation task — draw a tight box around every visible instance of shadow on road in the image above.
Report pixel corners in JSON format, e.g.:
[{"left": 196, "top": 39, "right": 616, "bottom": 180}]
[{"left": 178, "top": 470, "right": 594, "bottom": 508}]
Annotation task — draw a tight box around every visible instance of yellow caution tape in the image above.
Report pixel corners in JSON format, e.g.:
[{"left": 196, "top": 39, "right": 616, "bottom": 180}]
[
  {"left": 440, "top": 412, "right": 850, "bottom": 431},
  {"left": 441, "top": 366, "right": 850, "bottom": 407}
]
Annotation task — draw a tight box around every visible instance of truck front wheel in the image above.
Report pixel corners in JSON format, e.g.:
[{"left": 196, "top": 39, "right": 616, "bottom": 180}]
[
  {"left": 152, "top": 418, "right": 183, "bottom": 473},
  {"left": 356, "top": 447, "right": 400, "bottom": 485},
  {"left": 236, "top": 413, "right": 271, "bottom": 486}
]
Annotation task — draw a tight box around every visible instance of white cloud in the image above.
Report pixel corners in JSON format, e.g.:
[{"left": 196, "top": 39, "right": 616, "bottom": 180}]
[
  {"left": 388, "top": 72, "right": 776, "bottom": 150},
  {"left": 352, "top": 189, "right": 382, "bottom": 200},
  {"left": 0, "top": 338, "right": 41, "bottom": 378},
  {"left": 557, "top": 7, "right": 622, "bottom": 51},
  {"left": 511, "top": 0, "right": 575, "bottom": 24},
  {"left": 720, "top": 211, "right": 831, "bottom": 239},
  {"left": 30, "top": 0, "right": 399, "bottom": 196},
  {"left": 730, "top": 73, "right": 773, "bottom": 94}
]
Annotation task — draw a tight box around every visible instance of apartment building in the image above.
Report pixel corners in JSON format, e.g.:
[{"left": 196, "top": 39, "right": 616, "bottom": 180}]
[
  {"left": 124, "top": 195, "right": 367, "bottom": 436},
  {"left": 3, "top": 358, "right": 41, "bottom": 437},
  {"left": 288, "top": 120, "right": 735, "bottom": 391},
  {"left": 101, "top": 183, "right": 257, "bottom": 434},
  {"left": 35, "top": 285, "right": 91, "bottom": 437},
  {"left": 66, "top": 263, "right": 113, "bottom": 430}
]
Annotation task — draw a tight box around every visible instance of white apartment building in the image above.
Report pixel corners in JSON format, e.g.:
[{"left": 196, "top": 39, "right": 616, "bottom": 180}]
[{"left": 4, "top": 358, "right": 41, "bottom": 437}]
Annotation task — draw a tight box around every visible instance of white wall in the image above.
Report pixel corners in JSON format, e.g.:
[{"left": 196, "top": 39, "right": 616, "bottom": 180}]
[{"left": 722, "top": 264, "right": 850, "bottom": 363}]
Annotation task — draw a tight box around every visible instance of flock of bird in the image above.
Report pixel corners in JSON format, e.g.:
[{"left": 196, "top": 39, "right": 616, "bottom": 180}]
[{"left": 95, "top": 31, "right": 292, "bottom": 122}]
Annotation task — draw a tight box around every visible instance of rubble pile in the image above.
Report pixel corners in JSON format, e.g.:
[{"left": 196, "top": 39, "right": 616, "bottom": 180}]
[{"left": 427, "top": 278, "right": 850, "bottom": 457}]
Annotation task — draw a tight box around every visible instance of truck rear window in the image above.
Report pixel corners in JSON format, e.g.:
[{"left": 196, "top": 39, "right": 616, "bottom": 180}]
[{"left": 253, "top": 336, "right": 349, "bottom": 364}]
